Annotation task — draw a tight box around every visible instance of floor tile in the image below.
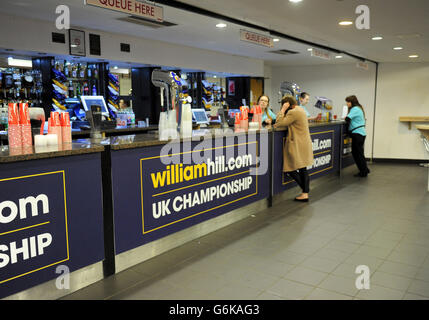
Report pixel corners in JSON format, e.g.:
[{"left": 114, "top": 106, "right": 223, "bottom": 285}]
[
  {"left": 356, "top": 285, "right": 404, "bottom": 300},
  {"left": 386, "top": 250, "right": 427, "bottom": 267},
  {"left": 283, "top": 266, "right": 328, "bottom": 286},
  {"left": 407, "top": 280, "right": 429, "bottom": 298},
  {"left": 354, "top": 244, "right": 393, "bottom": 259},
  {"left": 266, "top": 278, "right": 315, "bottom": 300},
  {"left": 318, "top": 274, "right": 359, "bottom": 297},
  {"left": 305, "top": 288, "right": 354, "bottom": 300},
  {"left": 403, "top": 293, "right": 429, "bottom": 300},
  {"left": 300, "top": 256, "right": 341, "bottom": 273},
  {"left": 371, "top": 271, "right": 412, "bottom": 291},
  {"left": 255, "top": 292, "right": 284, "bottom": 300},
  {"left": 377, "top": 261, "right": 419, "bottom": 279}
]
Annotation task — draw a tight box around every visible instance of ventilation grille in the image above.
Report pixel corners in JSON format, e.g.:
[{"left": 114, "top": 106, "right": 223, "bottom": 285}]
[
  {"left": 117, "top": 15, "right": 177, "bottom": 29},
  {"left": 269, "top": 49, "right": 299, "bottom": 55}
]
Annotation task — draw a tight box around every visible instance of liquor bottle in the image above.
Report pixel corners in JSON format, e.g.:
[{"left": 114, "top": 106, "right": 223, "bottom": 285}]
[
  {"left": 72, "top": 63, "right": 77, "bottom": 78},
  {"left": 87, "top": 65, "right": 92, "bottom": 79},
  {"left": 94, "top": 67, "right": 99, "bottom": 80},
  {"left": 76, "top": 83, "right": 81, "bottom": 97},
  {"left": 68, "top": 81, "right": 74, "bottom": 98},
  {"left": 79, "top": 64, "right": 86, "bottom": 79},
  {"left": 64, "top": 61, "right": 70, "bottom": 77},
  {"left": 83, "top": 82, "right": 89, "bottom": 96}
]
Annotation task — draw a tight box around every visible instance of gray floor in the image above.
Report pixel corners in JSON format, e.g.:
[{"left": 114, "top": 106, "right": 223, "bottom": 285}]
[{"left": 63, "top": 163, "right": 429, "bottom": 300}]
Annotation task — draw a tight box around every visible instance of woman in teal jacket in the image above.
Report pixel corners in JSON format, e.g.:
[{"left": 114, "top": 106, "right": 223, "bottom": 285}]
[
  {"left": 258, "top": 95, "right": 276, "bottom": 126},
  {"left": 345, "top": 95, "right": 370, "bottom": 177}
]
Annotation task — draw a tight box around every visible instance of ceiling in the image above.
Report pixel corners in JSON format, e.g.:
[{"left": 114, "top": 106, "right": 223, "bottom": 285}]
[
  {"left": 0, "top": 0, "right": 427, "bottom": 67},
  {"left": 177, "top": 0, "right": 429, "bottom": 63}
]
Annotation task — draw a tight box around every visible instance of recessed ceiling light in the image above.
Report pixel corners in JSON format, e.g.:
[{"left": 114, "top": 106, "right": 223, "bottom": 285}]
[
  {"left": 335, "top": 55, "right": 343, "bottom": 59},
  {"left": 273, "top": 38, "right": 280, "bottom": 42},
  {"left": 307, "top": 48, "right": 313, "bottom": 51},
  {"left": 409, "top": 55, "right": 419, "bottom": 58},
  {"left": 216, "top": 23, "right": 227, "bottom": 28},
  {"left": 289, "top": 0, "right": 303, "bottom": 3},
  {"left": 339, "top": 21, "right": 353, "bottom": 26},
  {"left": 113, "top": 66, "right": 118, "bottom": 69},
  {"left": 393, "top": 47, "right": 403, "bottom": 50},
  {"left": 372, "top": 36, "right": 383, "bottom": 40}
]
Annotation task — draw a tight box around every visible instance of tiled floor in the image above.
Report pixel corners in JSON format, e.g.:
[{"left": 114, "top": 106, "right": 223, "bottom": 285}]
[{"left": 63, "top": 163, "right": 429, "bottom": 300}]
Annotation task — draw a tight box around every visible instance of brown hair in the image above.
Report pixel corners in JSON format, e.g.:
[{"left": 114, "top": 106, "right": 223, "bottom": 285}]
[
  {"left": 281, "top": 95, "right": 298, "bottom": 108},
  {"left": 345, "top": 95, "right": 365, "bottom": 117},
  {"left": 258, "top": 95, "right": 272, "bottom": 121}
]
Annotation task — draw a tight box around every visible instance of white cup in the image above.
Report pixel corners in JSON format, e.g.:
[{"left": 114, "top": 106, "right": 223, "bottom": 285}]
[
  {"left": 46, "top": 134, "right": 58, "bottom": 146},
  {"left": 34, "top": 135, "right": 48, "bottom": 147}
]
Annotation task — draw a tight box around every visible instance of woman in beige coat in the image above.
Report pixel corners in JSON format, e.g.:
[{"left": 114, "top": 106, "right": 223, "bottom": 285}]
[{"left": 274, "top": 95, "right": 314, "bottom": 202}]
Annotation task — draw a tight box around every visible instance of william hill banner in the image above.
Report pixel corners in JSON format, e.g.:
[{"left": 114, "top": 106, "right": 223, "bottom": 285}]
[
  {"left": 111, "top": 135, "right": 270, "bottom": 254},
  {"left": 0, "top": 172, "right": 69, "bottom": 287}
]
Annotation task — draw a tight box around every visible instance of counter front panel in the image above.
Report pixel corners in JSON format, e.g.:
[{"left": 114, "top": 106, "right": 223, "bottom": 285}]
[
  {"left": 0, "top": 153, "right": 104, "bottom": 299},
  {"left": 274, "top": 124, "right": 342, "bottom": 195},
  {"left": 111, "top": 132, "right": 270, "bottom": 254}
]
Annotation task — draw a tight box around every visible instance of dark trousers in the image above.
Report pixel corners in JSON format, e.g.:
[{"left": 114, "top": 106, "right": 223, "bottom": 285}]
[
  {"left": 287, "top": 167, "right": 310, "bottom": 193},
  {"left": 351, "top": 133, "right": 369, "bottom": 175}
]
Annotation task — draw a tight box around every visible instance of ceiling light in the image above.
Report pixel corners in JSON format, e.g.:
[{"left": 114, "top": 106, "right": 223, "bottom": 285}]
[
  {"left": 273, "top": 38, "right": 280, "bottom": 42},
  {"left": 113, "top": 66, "right": 118, "bottom": 69},
  {"left": 372, "top": 36, "right": 383, "bottom": 40},
  {"left": 393, "top": 47, "right": 403, "bottom": 50},
  {"left": 8, "top": 57, "right": 32, "bottom": 68},
  {"left": 307, "top": 48, "right": 313, "bottom": 51},
  {"left": 216, "top": 23, "right": 227, "bottom": 28},
  {"left": 409, "top": 55, "right": 419, "bottom": 58},
  {"left": 289, "top": 0, "right": 303, "bottom": 3},
  {"left": 339, "top": 21, "right": 353, "bottom": 26},
  {"left": 335, "top": 55, "right": 343, "bottom": 59}
]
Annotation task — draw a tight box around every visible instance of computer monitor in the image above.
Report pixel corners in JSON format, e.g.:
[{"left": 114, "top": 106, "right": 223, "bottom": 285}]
[
  {"left": 80, "top": 96, "right": 109, "bottom": 117},
  {"left": 192, "top": 109, "right": 210, "bottom": 125}
]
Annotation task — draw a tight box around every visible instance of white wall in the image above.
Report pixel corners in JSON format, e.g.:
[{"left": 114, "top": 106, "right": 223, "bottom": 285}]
[
  {"left": 374, "top": 62, "right": 429, "bottom": 160},
  {"left": 269, "top": 63, "right": 377, "bottom": 158},
  {"left": 0, "top": 13, "right": 264, "bottom": 77}
]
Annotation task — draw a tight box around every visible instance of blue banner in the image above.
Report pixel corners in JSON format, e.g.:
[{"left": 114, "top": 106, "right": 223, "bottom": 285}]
[
  {"left": 112, "top": 133, "right": 270, "bottom": 254},
  {"left": 0, "top": 154, "right": 104, "bottom": 298}
]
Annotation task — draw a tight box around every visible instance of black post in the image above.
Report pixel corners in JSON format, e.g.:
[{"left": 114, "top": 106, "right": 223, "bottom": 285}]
[
  {"left": 32, "top": 56, "right": 55, "bottom": 119},
  {"left": 268, "top": 130, "right": 274, "bottom": 207},
  {"left": 101, "top": 146, "right": 116, "bottom": 277},
  {"left": 131, "top": 67, "right": 161, "bottom": 124}
]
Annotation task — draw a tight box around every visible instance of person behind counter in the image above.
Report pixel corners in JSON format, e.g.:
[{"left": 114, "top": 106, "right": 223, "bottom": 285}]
[
  {"left": 258, "top": 95, "right": 276, "bottom": 126},
  {"left": 299, "top": 92, "right": 317, "bottom": 121},
  {"left": 345, "top": 95, "right": 370, "bottom": 178},
  {"left": 274, "top": 95, "right": 314, "bottom": 202}
]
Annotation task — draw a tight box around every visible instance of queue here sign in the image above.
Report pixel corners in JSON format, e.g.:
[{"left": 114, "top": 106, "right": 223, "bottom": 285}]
[
  {"left": 240, "top": 30, "right": 274, "bottom": 48},
  {"left": 85, "top": 0, "right": 164, "bottom": 22}
]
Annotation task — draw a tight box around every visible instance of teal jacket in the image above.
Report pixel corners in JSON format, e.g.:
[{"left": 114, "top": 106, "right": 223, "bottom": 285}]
[
  {"left": 346, "top": 106, "right": 366, "bottom": 136},
  {"left": 262, "top": 108, "right": 277, "bottom": 123}
]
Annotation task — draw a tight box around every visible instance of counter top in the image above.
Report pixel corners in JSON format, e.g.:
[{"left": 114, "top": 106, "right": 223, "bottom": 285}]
[
  {"left": 0, "top": 121, "right": 346, "bottom": 161},
  {"left": 72, "top": 125, "right": 158, "bottom": 137},
  {"left": 0, "top": 142, "right": 105, "bottom": 163}
]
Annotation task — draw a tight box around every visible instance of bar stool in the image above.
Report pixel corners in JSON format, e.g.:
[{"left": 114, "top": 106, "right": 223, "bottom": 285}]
[{"left": 416, "top": 125, "right": 429, "bottom": 191}]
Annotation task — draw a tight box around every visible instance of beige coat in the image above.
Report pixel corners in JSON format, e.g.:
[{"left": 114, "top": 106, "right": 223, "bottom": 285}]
[{"left": 276, "top": 106, "right": 314, "bottom": 172}]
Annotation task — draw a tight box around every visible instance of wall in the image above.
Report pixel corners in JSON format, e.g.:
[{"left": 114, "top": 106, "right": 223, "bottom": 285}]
[
  {"left": 0, "top": 13, "right": 264, "bottom": 77},
  {"left": 269, "top": 63, "right": 377, "bottom": 158},
  {"left": 374, "top": 62, "right": 429, "bottom": 160}
]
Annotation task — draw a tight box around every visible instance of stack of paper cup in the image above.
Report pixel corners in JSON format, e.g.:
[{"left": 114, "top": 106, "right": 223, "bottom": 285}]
[
  {"left": 61, "top": 112, "right": 72, "bottom": 143},
  {"left": 51, "top": 112, "right": 62, "bottom": 145},
  {"left": 20, "top": 103, "right": 33, "bottom": 148},
  {"left": 8, "top": 103, "right": 22, "bottom": 150}
]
